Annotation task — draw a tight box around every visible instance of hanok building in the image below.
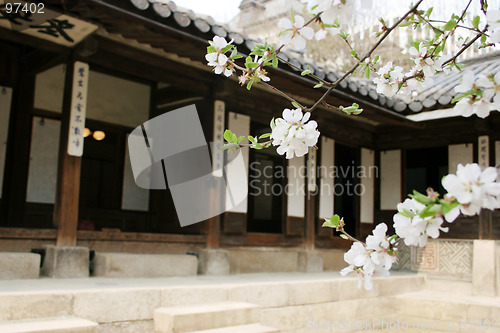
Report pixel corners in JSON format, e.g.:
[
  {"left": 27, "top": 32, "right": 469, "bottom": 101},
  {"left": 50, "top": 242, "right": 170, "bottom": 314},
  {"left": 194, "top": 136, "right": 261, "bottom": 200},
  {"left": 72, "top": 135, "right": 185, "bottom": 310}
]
[{"left": 0, "top": 0, "right": 499, "bottom": 279}]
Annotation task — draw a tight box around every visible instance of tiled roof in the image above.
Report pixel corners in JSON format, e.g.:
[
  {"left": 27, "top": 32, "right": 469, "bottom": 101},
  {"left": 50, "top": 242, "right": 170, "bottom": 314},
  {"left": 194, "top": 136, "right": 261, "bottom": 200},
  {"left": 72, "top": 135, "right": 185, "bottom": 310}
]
[{"left": 89, "top": 0, "right": 500, "bottom": 117}]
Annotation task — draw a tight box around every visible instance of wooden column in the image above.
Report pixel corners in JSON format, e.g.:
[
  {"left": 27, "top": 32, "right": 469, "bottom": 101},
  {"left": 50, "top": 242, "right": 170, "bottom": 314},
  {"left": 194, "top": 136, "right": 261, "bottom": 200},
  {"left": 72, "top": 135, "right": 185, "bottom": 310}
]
[
  {"left": 53, "top": 61, "right": 82, "bottom": 247},
  {"left": 205, "top": 99, "right": 225, "bottom": 249},
  {"left": 305, "top": 193, "right": 316, "bottom": 250},
  {"left": 478, "top": 210, "right": 493, "bottom": 240},
  {"left": 305, "top": 149, "right": 317, "bottom": 250}
]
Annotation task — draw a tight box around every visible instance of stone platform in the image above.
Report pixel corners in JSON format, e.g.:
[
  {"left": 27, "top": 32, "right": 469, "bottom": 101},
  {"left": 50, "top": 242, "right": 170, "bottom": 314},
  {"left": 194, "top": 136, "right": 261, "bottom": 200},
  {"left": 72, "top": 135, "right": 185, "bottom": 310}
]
[{"left": 0, "top": 272, "right": 498, "bottom": 332}]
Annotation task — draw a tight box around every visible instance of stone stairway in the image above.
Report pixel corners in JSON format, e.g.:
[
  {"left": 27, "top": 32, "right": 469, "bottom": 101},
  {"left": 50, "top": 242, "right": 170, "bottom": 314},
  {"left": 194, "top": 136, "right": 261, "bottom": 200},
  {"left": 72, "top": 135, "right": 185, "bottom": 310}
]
[
  {"left": 154, "top": 302, "right": 278, "bottom": 333},
  {"left": 0, "top": 316, "right": 98, "bottom": 333}
]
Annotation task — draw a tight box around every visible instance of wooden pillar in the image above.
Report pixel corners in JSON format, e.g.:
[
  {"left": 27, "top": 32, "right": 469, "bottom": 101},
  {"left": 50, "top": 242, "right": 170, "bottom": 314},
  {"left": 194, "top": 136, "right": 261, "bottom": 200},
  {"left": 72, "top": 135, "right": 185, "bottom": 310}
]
[
  {"left": 205, "top": 99, "right": 225, "bottom": 249},
  {"left": 305, "top": 193, "right": 316, "bottom": 250},
  {"left": 53, "top": 61, "right": 83, "bottom": 247},
  {"left": 305, "top": 149, "right": 317, "bottom": 250}
]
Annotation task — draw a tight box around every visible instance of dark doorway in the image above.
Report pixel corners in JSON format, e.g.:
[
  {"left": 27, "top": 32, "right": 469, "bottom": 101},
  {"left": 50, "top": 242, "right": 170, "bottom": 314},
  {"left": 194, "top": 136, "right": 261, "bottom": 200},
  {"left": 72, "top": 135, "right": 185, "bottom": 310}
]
[
  {"left": 247, "top": 123, "right": 286, "bottom": 233},
  {"left": 334, "top": 143, "right": 359, "bottom": 237},
  {"left": 406, "top": 146, "right": 448, "bottom": 196}
]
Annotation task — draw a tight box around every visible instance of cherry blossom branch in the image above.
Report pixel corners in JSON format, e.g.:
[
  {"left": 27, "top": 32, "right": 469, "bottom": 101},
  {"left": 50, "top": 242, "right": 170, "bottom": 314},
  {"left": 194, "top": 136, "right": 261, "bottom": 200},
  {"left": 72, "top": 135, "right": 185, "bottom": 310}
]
[
  {"left": 442, "top": 26, "right": 488, "bottom": 66},
  {"left": 307, "top": 0, "right": 425, "bottom": 112}
]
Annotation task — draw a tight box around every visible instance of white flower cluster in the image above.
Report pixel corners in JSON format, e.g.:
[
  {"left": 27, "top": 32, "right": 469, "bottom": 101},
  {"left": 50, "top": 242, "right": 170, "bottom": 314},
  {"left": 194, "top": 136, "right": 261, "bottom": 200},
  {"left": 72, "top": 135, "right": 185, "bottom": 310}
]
[
  {"left": 205, "top": 36, "right": 234, "bottom": 77},
  {"left": 408, "top": 42, "right": 443, "bottom": 78},
  {"left": 340, "top": 223, "right": 397, "bottom": 290},
  {"left": 372, "top": 61, "right": 404, "bottom": 97},
  {"left": 278, "top": 15, "right": 314, "bottom": 50},
  {"left": 453, "top": 71, "right": 500, "bottom": 118},
  {"left": 487, "top": 10, "right": 500, "bottom": 44},
  {"left": 301, "top": 0, "right": 354, "bottom": 26},
  {"left": 442, "top": 163, "right": 500, "bottom": 217},
  {"left": 270, "top": 108, "right": 320, "bottom": 159},
  {"left": 393, "top": 198, "right": 448, "bottom": 247},
  {"left": 393, "top": 163, "right": 500, "bottom": 248}
]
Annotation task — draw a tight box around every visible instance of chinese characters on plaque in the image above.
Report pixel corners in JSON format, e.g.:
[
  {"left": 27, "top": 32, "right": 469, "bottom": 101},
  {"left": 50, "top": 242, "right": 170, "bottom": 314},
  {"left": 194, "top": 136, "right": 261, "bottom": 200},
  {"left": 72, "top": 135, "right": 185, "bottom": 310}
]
[
  {"left": 478, "top": 135, "right": 489, "bottom": 170},
  {"left": 67, "top": 61, "right": 89, "bottom": 157},
  {"left": 212, "top": 100, "right": 225, "bottom": 177}
]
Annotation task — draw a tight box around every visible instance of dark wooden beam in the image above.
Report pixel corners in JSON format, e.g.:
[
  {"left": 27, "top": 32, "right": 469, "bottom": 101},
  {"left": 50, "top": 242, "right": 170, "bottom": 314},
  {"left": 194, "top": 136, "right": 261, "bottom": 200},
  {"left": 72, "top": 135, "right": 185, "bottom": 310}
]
[
  {"left": 305, "top": 192, "right": 316, "bottom": 250},
  {"left": 53, "top": 60, "right": 82, "bottom": 247}
]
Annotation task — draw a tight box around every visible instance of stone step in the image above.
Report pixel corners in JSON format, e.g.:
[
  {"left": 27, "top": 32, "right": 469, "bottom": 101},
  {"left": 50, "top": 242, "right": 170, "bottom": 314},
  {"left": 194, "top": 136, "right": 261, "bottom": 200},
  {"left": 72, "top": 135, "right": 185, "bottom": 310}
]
[
  {"left": 154, "top": 302, "right": 260, "bottom": 333},
  {"left": 0, "top": 252, "right": 40, "bottom": 280},
  {"left": 92, "top": 253, "right": 198, "bottom": 278},
  {"left": 0, "top": 316, "right": 98, "bottom": 333},
  {"left": 188, "top": 323, "right": 279, "bottom": 333}
]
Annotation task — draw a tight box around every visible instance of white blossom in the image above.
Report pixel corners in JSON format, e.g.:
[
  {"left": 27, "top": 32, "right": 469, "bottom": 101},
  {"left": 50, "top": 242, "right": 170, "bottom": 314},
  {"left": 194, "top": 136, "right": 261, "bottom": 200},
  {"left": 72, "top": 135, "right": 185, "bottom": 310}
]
[
  {"left": 393, "top": 198, "right": 449, "bottom": 247},
  {"left": 205, "top": 36, "right": 234, "bottom": 77},
  {"left": 365, "top": 223, "right": 397, "bottom": 270},
  {"left": 453, "top": 72, "right": 498, "bottom": 119},
  {"left": 476, "top": 72, "right": 500, "bottom": 109},
  {"left": 409, "top": 42, "right": 442, "bottom": 78},
  {"left": 442, "top": 163, "right": 500, "bottom": 217},
  {"left": 340, "top": 242, "right": 377, "bottom": 290},
  {"left": 270, "top": 108, "right": 320, "bottom": 159},
  {"left": 315, "top": 25, "right": 340, "bottom": 41},
  {"left": 278, "top": 15, "right": 314, "bottom": 50},
  {"left": 487, "top": 10, "right": 500, "bottom": 43},
  {"left": 373, "top": 61, "right": 404, "bottom": 97}
]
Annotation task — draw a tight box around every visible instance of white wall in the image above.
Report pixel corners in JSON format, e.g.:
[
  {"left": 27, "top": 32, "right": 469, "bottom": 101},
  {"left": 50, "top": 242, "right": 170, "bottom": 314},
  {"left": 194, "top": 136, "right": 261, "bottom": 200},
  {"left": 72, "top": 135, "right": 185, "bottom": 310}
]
[
  {"left": 287, "top": 155, "right": 305, "bottom": 217},
  {"left": 225, "top": 112, "right": 250, "bottom": 213},
  {"left": 360, "top": 148, "right": 375, "bottom": 223},
  {"left": 0, "top": 87, "right": 12, "bottom": 198},
  {"left": 33, "top": 65, "right": 150, "bottom": 128},
  {"left": 26, "top": 117, "right": 60, "bottom": 203},
  {"left": 319, "top": 137, "right": 334, "bottom": 219},
  {"left": 380, "top": 149, "right": 401, "bottom": 210},
  {"left": 449, "top": 143, "right": 473, "bottom": 174}
]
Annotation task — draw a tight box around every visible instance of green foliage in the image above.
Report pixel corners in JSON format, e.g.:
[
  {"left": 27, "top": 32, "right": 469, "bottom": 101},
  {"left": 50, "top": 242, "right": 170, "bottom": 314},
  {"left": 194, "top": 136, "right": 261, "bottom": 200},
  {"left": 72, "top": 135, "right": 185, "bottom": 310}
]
[
  {"left": 340, "top": 103, "right": 363, "bottom": 115},
  {"left": 322, "top": 214, "right": 345, "bottom": 232}
]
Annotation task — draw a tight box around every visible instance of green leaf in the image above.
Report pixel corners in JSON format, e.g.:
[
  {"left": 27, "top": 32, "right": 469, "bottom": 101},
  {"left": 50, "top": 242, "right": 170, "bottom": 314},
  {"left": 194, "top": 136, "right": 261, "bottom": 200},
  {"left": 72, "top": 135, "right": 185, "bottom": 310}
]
[
  {"left": 339, "top": 234, "right": 349, "bottom": 240},
  {"left": 425, "top": 7, "right": 433, "bottom": 18},
  {"left": 472, "top": 15, "right": 480, "bottom": 30},
  {"left": 291, "top": 101, "right": 301, "bottom": 109},
  {"left": 207, "top": 45, "right": 216, "bottom": 53},
  {"left": 246, "top": 62, "right": 259, "bottom": 69},
  {"left": 398, "top": 21, "right": 412, "bottom": 27},
  {"left": 270, "top": 117, "right": 275, "bottom": 130},
  {"left": 443, "top": 19, "right": 457, "bottom": 31},
  {"left": 237, "top": 136, "right": 245, "bottom": 144},
  {"left": 441, "top": 201, "right": 459, "bottom": 214},
  {"left": 223, "top": 129, "right": 234, "bottom": 143},
  {"left": 410, "top": 190, "right": 435, "bottom": 205},
  {"left": 246, "top": 80, "right": 254, "bottom": 90},
  {"left": 322, "top": 214, "right": 341, "bottom": 229},
  {"left": 254, "top": 143, "right": 263, "bottom": 149},
  {"left": 248, "top": 135, "right": 256, "bottom": 143},
  {"left": 221, "top": 44, "right": 233, "bottom": 54},
  {"left": 301, "top": 65, "right": 311, "bottom": 76},
  {"left": 481, "top": 34, "right": 487, "bottom": 45},
  {"left": 419, "top": 204, "right": 443, "bottom": 218},
  {"left": 221, "top": 143, "right": 239, "bottom": 151},
  {"left": 259, "top": 133, "right": 271, "bottom": 139},
  {"left": 231, "top": 133, "right": 237, "bottom": 143},
  {"left": 272, "top": 56, "right": 278, "bottom": 68},
  {"left": 313, "top": 82, "right": 324, "bottom": 88}
]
